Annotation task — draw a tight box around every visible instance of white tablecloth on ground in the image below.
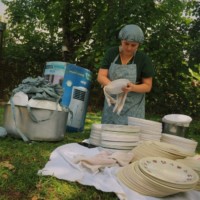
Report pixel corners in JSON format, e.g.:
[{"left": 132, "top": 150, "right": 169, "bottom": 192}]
[{"left": 38, "top": 143, "right": 200, "bottom": 200}]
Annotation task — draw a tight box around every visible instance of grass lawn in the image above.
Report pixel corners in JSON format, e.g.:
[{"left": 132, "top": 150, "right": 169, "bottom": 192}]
[{"left": 0, "top": 106, "right": 199, "bottom": 200}]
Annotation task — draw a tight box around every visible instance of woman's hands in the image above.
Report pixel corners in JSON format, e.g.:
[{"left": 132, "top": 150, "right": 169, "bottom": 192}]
[
  {"left": 122, "top": 82, "right": 136, "bottom": 93},
  {"left": 122, "top": 77, "right": 153, "bottom": 93},
  {"left": 98, "top": 68, "right": 153, "bottom": 93}
]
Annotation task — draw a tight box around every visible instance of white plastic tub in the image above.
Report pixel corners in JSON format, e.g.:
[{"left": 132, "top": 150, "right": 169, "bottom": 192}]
[{"left": 162, "top": 114, "right": 192, "bottom": 137}]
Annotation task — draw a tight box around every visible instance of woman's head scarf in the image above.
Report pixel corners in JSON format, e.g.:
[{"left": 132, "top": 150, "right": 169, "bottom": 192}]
[{"left": 118, "top": 24, "right": 144, "bottom": 43}]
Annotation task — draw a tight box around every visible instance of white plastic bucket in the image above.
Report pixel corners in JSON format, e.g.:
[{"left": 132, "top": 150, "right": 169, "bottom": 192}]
[{"left": 162, "top": 114, "right": 192, "bottom": 137}]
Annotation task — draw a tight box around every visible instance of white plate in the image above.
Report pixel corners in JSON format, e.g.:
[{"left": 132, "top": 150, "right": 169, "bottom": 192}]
[
  {"left": 101, "top": 140, "right": 138, "bottom": 147},
  {"left": 141, "top": 129, "right": 162, "bottom": 135},
  {"left": 161, "top": 139, "right": 196, "bottom": 153},
  {"left": 100, "top": 143, "right": 134, "bottom": 150},
  {"left": 140, "top": 134, "right": 161, "bottom": 139},
  {"left": 117, "top": 162, "right": 181, "bottom": 197},
  {"left": 101, "top": 131, "right": 139, "bottom": 142},
  {"left": 161, "top": 134, "right": 198, "bottom": 145},
  {"left": 99, "top": 146, "right": 130, "bottom": 153},
  {"left": 128, "top": 116, "right": 162, "bottom": 126},
  {"left": 152, "top": 141, "right": 195, "bottom": 157},
  {"left": 139, "top": 157, "right": 199, "bottom": 185},
  {"left": 132, "top": 161, "right": 186, "bottom": 194},
  {"left": 161, "top": 139, "right": 197, "bottom": 150},
  {"left": 101, "top": 130, "right": 139, "bottom": 139},
  {"left": 101, "top": 130, "right": 140, "bottom": 136},
  {"left": 176, "top": 158, "right": 200, "bottom": 172},
  {"left": 105, "top": 79, "right": 130, "bottom": 94},
  {"left": 91, "top": 124, "right": 102, "bottom": 130},
  {"left": 102, "top": 136, "right": 139, "bottom": 142},
  {"left": 128, "top": 122, "right": 162, "bottom": 132},
  {"left": 89, "top": 135, "right": 101, "bottom": 140},
  {"left": 89, "top": 138, "right": 100, "bottom": 146},
  {"left": 90, "top": 129, "right": 102, "bottom": 136},
  {"left": 132, "top": 141, "right": 188, "bottom": 161},
  {"left": 102, "top": 124, "right": 140, "bottom": 133},
  {"left": 123, "top": 164, "right": 166, "bottom": 197},
  {"left": 140, "top": 138, "right": 161, "bottom": 142}
]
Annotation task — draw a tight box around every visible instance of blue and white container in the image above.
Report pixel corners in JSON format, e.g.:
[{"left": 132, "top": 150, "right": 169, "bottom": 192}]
[
  {"left": 43, "top": 61, "right": 68, "bottom": 85},
  {"left": 61, "top": 64, "right": 92, "bottom": 132}
]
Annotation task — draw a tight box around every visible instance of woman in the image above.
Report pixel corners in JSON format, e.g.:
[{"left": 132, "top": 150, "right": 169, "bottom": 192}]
[{"left": 97, "top": 24, "right": 155, "bottom": 125}]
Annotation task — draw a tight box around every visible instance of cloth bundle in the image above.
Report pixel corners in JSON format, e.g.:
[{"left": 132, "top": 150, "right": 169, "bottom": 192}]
[
  {"left": 12, "top": 76, "right": 63, "bottom": 102},
  {"left": 103, "top": 79, "right": 130, "bottom": 115},
  {"left": 73, "top": 150, "right": 134, "bottom": 173}
]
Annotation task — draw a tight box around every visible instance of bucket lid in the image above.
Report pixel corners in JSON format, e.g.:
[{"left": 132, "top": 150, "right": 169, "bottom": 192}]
[{"left": 162, "top": 114, "right": 192, "bottom": 127}]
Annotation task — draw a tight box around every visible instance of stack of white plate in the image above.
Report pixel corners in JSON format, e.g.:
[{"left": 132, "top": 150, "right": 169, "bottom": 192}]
[
  {"left": 89, "top": 124, "right": 102, "bottom": 146},
  {"left": 117, "top": 156, "right": 199, "bottom": 197},
  {"left": 100, "top": 124, "right": 140, "bottom": 151},
  {"left": 131, "top": 141, "right": 195, "bottom": 162},
  {"left": 161, "top": 133, "right": 198, "bottom": 153},
  {"left": 128, "top": 117, "right": 162, "bottom": 141},
  {"left": 140, "top": 129, "right": 161, "bottom": 141},
  {"left": 177, "top": 156, "right": 200, "bottom": 190}
]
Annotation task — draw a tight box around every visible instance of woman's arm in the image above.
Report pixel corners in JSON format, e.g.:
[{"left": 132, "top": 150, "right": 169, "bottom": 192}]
[
  {"left": 122, "top": 77, "right": 153, "bottom": 93},
  {"left": 97, "top": 68, "right": 111, "bottom": 86}
]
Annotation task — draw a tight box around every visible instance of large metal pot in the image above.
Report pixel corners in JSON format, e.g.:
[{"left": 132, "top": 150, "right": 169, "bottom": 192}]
[{"left": 3, "top": 103, "right": 68, "bottom": 141}]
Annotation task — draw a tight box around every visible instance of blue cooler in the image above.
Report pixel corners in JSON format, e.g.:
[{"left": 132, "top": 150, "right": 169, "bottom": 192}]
[{"left": 61, "top": 64, "right": 92, "bottom": 132}]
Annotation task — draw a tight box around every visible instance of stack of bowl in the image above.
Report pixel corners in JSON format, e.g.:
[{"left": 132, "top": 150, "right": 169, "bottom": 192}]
[
  {"left": 128, "top": 117, "right": 162, "bottom": 141},
  {"left": 117, "top": 156, "right": 199, "bottom": 197}
]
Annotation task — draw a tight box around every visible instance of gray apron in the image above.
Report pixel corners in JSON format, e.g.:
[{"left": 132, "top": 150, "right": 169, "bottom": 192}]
[{"left": 101, "top": 54, "right": 145, "bottom": 124}]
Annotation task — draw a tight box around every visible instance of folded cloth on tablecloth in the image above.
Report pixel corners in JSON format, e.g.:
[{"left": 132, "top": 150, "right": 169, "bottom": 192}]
[{"left": 73, "top": 150, "right": 134, "bottom": 173}]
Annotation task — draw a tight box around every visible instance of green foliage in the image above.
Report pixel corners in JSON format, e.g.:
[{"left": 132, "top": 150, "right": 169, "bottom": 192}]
[
  {"left": 1, "top": 0, "right": 200, "bottom": 117},
  {"left": 188, "top": 1, "right": 200, "bottom": 68},
  {"left": 189, "top": 65, "right": 200, "bottom": 81}
]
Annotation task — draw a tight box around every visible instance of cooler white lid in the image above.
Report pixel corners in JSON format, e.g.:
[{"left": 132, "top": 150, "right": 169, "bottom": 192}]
[{"left": 162, "top": 114, "right": 192, "bottom": 127}]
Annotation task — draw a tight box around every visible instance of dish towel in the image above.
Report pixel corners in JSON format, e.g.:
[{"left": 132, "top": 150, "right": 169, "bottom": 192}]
[
  {"left": 103, "top": 79, "right": 130, "bottom": 115},
  {"left": 12, "top": 76, "right": 63, "bottom": 102},
  {"left": 73, "top": 150, "right": 134, "bottom": 173}
]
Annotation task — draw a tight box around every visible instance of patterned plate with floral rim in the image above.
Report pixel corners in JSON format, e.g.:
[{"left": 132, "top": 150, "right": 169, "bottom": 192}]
[{"left": 139, "top": 156, "right": 199, "bottom": 185}]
